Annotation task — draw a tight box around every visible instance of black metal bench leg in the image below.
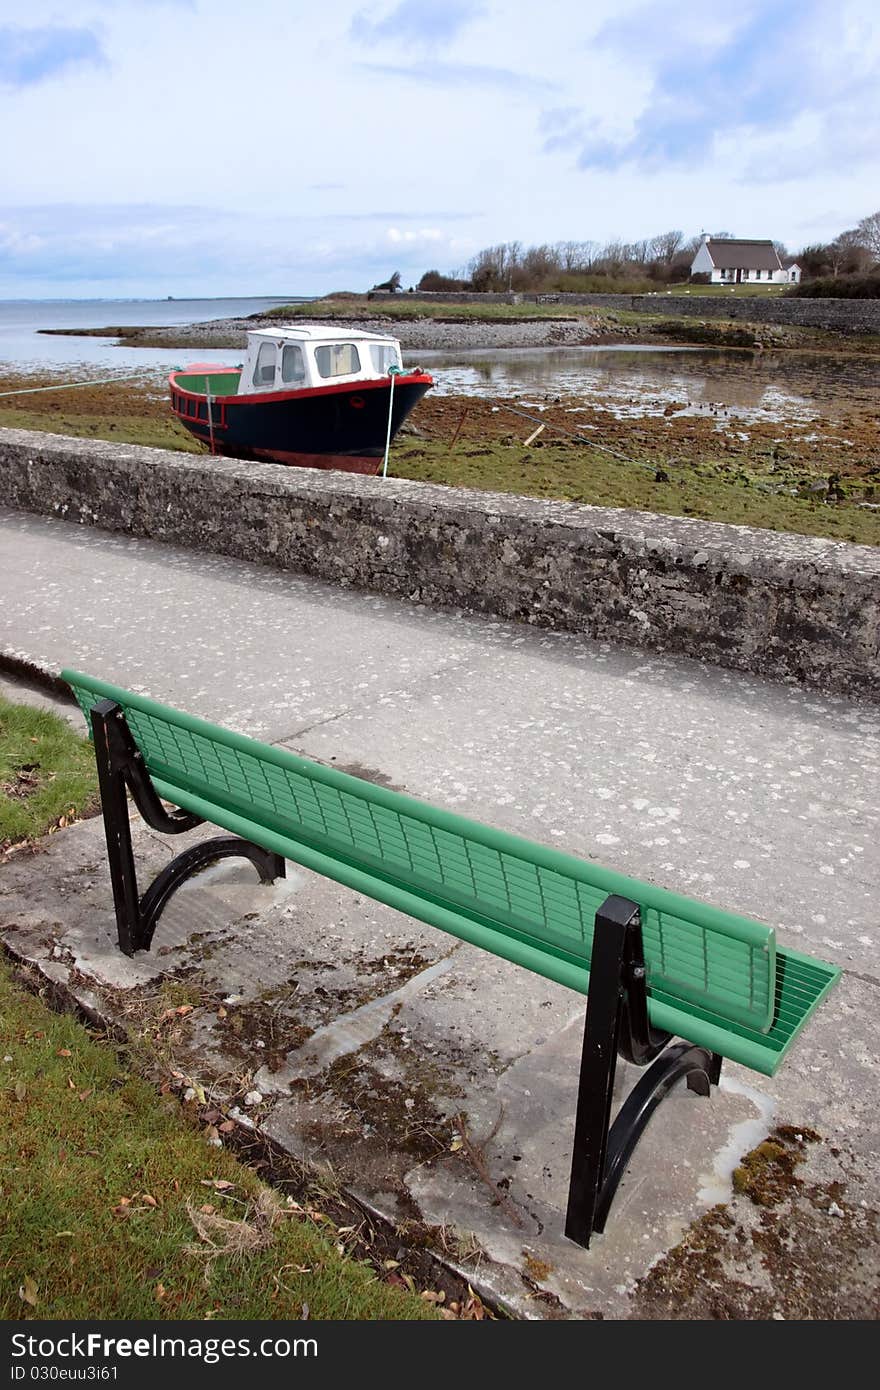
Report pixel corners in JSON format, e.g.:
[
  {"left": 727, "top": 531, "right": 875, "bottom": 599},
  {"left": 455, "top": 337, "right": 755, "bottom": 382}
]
[
  {"left": 91, "top": 699, "right": 143, "bottom": 956},
  {"left": 137, "top": 839, "right": 285, "bottom": 952},
  {"left": 90, "top": 699, "right": 286, "bottom": 956},
  {"left": 564, "top": 896, "right": 633, "bottom": 1247},
  {"left": 593, "top": 1042, "right": 722, "bottom": 1234},
  {"left": 564, "top": 894, "right": 722, "bottom": 1248}
]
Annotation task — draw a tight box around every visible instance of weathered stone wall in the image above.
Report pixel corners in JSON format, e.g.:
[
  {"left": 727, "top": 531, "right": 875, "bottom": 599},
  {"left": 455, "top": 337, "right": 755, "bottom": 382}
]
[
  {"left": 1, "top": 428, "right": 877, "bottom": 699},
  {"left": 370, "top": 289, "right": 880, "bottom": 334},
  {"left": 623, "top": 294, "right": 880, "bottom": 334}
]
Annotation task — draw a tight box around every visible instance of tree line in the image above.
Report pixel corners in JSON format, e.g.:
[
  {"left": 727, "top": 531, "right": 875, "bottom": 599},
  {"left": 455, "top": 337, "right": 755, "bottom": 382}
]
[
  {"left": 417, "top": 231, "right": 702, "bottom": 294},
  {"left": 797, "top": 211, "right": 880, "bottom": 279},
  {"left": 408, "top": 211, "right": 880, "bottom": 296}
]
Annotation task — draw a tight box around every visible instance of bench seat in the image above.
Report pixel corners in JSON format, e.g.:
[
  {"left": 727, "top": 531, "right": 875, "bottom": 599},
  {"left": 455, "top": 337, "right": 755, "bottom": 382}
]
[{"left": 64, "top": 669, "right": 839, "bottom": 1078}]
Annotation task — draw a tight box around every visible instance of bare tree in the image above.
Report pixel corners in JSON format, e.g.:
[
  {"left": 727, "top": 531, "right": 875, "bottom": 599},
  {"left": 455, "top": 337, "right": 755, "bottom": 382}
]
[
  {"left": 828, "top": 230, "right": 871, "bottom": 277},
  {"left": 468, "top": 244, "right": 508, "bottom": 291},
  {"left": 556, "top": 239, "right": 596, "bottom": 272},
  {"left": 500, "top": 242, "right": 523, "bottom": 288},
  {"left": 521, "top": 243, "right": 558, "bottom": 286},
  {"left": 596, "top": 239, "right": 628, "bottom": 275},
  {"left": 797, "top": 243, "right": 832, "bottom": 278},
  {"left": 649, "top": 230, "right": 684, "bottom": 263},
  {"left": 855, "top": 210, "right": 880, "bottom": 261}
]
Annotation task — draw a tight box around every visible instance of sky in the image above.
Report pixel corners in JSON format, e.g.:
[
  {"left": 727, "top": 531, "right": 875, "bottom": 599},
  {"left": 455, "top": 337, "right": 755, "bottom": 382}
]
[{"left": 1, "top": 0, "right": 879, "bottom": 298}]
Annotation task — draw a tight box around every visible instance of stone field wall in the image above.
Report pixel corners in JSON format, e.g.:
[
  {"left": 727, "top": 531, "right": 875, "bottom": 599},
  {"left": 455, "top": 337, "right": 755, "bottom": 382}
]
[{"left": 369, "top": 289, "right": 880, "bottom": 334}]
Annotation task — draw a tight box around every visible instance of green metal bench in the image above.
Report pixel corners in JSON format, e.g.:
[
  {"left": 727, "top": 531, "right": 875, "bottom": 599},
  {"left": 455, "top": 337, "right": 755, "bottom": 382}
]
[{"left": 63, "top": 668, "right": 840, "bottom": 1248}]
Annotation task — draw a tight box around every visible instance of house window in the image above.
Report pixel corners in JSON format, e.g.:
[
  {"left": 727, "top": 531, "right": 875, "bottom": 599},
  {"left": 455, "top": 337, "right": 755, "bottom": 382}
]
[
  {"left": 253, "top": 341, "right": 277, "bottom": 389},
  {"left": 315, "top": 343, "right": 361, "bottom": 378},
  {"left": 281, "top": 344, "right": 306, "bottom": 384}
]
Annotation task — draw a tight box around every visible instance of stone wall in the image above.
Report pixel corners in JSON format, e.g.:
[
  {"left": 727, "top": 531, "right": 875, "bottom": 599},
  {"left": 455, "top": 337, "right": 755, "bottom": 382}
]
[
  {"left": 370, "top": 289, "right": 880, "bottom": 334},
  {"left": 1, "top": 428, "right": 877, "bottom": 699},
  {"left": 623, "top": 294, "right": 880, "bottom": 334}
]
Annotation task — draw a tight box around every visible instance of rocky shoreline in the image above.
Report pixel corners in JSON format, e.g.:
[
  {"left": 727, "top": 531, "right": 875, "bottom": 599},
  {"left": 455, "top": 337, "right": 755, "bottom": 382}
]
[
  {"left": 65, "top": 312, "right": 642, "bottom": 353},
  {"left": 43, "top": 305, "right": 871, "bottom": 356}
]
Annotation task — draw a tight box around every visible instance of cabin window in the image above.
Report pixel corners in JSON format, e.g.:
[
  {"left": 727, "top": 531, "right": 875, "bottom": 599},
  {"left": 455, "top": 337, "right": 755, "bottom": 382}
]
[
  {"left": 253, "top": 341, "right": 278, "bottom": 388},
  {"left": 315, "top": 343, "right": 361, "bottom": 378},
  {"left": 281, "top": 344, "right": 306, "bottom": 384},
  {"left": 369, "top": 343, "right": 399, "bottom": 374}
]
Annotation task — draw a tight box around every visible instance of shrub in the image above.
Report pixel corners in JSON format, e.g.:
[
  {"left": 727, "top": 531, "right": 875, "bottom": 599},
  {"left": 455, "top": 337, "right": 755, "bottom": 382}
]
[
  {"left": 545, "top": 273, "right": 659, "bottom": 294},
  {"left": 417, "top": 270, "right": 473, "bottom": 292},
  {"left": 787, "top": 273, "right": 880, "bottom": 299}
]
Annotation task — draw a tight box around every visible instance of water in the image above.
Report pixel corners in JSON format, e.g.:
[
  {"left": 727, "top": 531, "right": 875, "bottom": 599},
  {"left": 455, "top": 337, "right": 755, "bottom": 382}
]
[
  {"left": 1, "top": 301, "right": 876, "bottom": 428},
  {"left": 0, "top": 297, "right": 308, "bottom": 373},
  {"left": 418, "top": 346, "right": 880, "bottom": 426}
]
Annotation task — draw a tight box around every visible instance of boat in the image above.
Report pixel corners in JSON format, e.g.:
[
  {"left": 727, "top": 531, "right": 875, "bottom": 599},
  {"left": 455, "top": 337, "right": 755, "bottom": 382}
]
[{"left": 169, "top": 324, "right": 433, "bottom": 473}]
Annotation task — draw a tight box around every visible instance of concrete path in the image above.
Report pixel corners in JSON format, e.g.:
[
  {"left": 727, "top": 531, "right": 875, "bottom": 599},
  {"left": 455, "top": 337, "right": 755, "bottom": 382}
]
[{"left": 2, "top": 505, "right": 878, "bottom": 1318}]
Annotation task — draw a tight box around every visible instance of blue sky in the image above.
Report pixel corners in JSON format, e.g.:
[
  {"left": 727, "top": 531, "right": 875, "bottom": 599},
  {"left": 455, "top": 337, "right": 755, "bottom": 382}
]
[{"left": 1, "top": 0, "right": 878, "bottom": 297}]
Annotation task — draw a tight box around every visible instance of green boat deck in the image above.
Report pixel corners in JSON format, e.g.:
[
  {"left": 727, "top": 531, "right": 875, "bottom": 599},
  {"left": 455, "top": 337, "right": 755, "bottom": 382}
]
[{"left": 172, "top": 370, "right": 242, "bottom": 397}]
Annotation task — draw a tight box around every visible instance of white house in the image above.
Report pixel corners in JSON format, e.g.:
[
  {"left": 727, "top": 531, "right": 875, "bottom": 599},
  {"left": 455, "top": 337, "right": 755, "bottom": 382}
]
[{"left": 690, "top": 236, "right": 801, "bottom": 284}]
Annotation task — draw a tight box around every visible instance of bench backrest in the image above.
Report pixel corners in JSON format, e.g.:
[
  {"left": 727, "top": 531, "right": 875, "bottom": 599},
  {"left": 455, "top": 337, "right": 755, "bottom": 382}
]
[{"left": 64, "top": 671, "right": 839, "bottom": 1076}]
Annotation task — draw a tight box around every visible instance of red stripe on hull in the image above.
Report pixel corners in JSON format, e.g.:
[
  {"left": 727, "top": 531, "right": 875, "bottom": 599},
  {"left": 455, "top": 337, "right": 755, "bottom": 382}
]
[
  {"left": 229, "top": 445, "right": 381, "bottom": 474},
  {"left": 169, "top": 370, "right": 432, "bottom": 407}
]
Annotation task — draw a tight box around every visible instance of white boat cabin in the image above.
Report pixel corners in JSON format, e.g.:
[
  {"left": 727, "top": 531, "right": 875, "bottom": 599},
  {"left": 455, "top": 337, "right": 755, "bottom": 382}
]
[{"left": 238, "top": 324, "right": 404, "bottom": 395}]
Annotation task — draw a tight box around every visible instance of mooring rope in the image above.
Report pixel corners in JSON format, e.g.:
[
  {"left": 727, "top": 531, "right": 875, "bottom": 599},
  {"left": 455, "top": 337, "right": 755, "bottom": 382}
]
[
  {"left": 205, "top": 375, "right": 216, "bottom": 455},
  {"left": 381, "top": 365, "right": 401, "bottom": 479},
  {"left": 0, "top": 370, "right": 156, "bottom": 398}
]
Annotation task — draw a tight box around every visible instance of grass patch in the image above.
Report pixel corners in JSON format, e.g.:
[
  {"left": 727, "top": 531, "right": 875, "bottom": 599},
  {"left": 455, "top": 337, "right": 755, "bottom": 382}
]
[
  {"left": 658, "top": 283, "right": 788, "bottom": 297},
  {"left": 264, "top": 289, "right": 793, "bottom": 320},
  {"left": 0, "top": 697, "right": 99, "bottom": 853},
  {"left": 391, "top": 437, "right": 880, "bottom": 546},
  {"left": 0, "top": 372, "right": 203, "bottom": 454},
  {"left": 0, "top": 959, "right": 439, "bottom": 1320},
  {"left": 261, "top": 296, "right": 586, "bottom": 323},
  {"left": 0, "top": 407, "right": 201, "bottom": 454}
]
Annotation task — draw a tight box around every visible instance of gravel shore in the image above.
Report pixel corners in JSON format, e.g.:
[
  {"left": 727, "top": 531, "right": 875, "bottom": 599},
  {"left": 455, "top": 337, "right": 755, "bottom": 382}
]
[{"left": 134, "top": 313, "right": 638, "bottom": 352}]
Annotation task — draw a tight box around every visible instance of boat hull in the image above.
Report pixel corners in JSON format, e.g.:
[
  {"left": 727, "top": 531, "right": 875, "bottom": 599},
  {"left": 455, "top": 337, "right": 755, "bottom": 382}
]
[{"left": 169, "top": 370, "right": 432, "bottom": 474}]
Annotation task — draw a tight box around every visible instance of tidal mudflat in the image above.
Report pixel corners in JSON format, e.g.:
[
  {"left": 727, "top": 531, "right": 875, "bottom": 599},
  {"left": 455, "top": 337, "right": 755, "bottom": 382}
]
[{"left": 1, "top": 309, "right": 877, "bottom": 545}]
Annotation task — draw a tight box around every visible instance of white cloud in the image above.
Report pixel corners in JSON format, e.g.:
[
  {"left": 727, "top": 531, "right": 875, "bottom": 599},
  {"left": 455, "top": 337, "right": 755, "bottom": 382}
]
[{"left": 0, "top": 0, "right": 878, "bottom": 294}]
